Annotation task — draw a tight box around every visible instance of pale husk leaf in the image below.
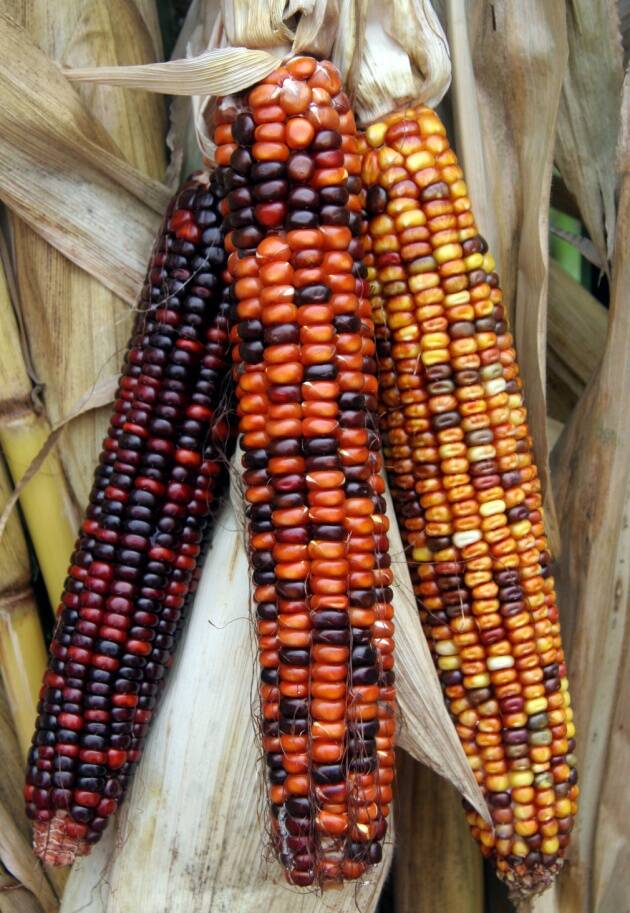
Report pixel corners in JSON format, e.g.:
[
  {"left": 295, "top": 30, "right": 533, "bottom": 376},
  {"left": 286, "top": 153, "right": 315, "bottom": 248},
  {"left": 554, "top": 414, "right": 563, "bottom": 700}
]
[
  {"left": 555, "top": 0, "right": 624, "bottom": 270},
  {"left": 4, "top": 3, "right": 166, "bottom": 506},
  {"left": 0, "top": 458, "right": 47, "bottom": 757},
  {"left": 0, "top": 13, "right": 167, "bottom": 306},
  {"left": 60, "top": 498, "right": 393, "bottom": 913},
  {"left": 445, "top": 0, "right": 568, "bottom": 555},
  {"left": 547, "top": 259, "right": 607, "bottom": 396},
  {"left": 221, "top": 0, "right": 292, "bottom": 47},
  {"left": 65, "top": 46, "right": 282, "bottom": 96},
  {"left": 0, "top": 247, "right": 79, "bottom": 603},
  {"left": 352, "top": 0, "right": 451, "bottom": 124},
  {"left": 394, "top": 752, "right": 484, "bottom": 913},
  {"left": 542, "top": 72, "right": 630, "bottom": 913}
]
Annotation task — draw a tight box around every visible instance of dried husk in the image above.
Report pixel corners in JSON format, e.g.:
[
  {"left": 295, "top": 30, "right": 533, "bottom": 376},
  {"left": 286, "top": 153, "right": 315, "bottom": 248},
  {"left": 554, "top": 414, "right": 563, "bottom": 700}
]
[
  {"left": 554, "top": 0, "right": 624, "bottom": 270},
  {"left": 546, "top": 260, "right": 608, "bottom": 422},
  {"left": 0, "top": 685, "right": 59, "bottom": 913},
  {"left": 0, "top": 456, "right": 47, "bottom": 757},
  {"left": 0, "top": 249, "right": 78, "bottom": 607},
  {"left": 532, "top": 73, "right": 630, "bottom": 913},
  {"left": 2, "top": 5, "right": 166, "bottom": 509},
  {"left": 444, "top": 0, "right": 568, "bottom": 556},
  {"left": 394, "top": 752, "right": 484, "bottom": 913}
]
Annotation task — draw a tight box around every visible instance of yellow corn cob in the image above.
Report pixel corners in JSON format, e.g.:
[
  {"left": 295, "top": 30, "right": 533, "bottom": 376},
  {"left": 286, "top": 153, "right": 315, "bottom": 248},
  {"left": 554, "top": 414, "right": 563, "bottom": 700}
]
[{"left": 360, "top": 106, "right": 578, "bottom": 898}]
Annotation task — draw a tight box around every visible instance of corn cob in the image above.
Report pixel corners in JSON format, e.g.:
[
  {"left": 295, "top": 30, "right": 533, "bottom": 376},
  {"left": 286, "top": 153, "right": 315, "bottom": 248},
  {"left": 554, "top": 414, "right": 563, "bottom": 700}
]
[
  {"left": 213, "top": 56, "right": 395, "bottom": 887},
  {"left": 360, "top": 107, "right": 577, "bottom": 897},
  {"left": 24, "top": 172, "right": 232, "bottom": 866}
]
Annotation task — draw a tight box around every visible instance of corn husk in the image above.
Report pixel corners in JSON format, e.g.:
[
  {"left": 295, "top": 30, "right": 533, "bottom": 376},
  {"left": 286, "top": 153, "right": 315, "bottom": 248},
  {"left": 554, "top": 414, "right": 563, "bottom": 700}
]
[
  {"left": 554, "top": 0, "right": 623, "bottom": 270},
  {"left": 0, "top": 250, "right": 77, "bottom": 608},
  {"left": 394, "top": 752, "right": 484, "bottom": 913},
  {"left": 443, "top": 0, "right": 567, "bottom": 556},
  {"left": 546, "top": 260, "right": 608, "bottom": 422},
  {"left": 1, "top": 5, "right": 167, "bottom": 511},
  {"left": 529, "top": 73, "right": 630, "bottom": 913},
  {"left": 0, "top": 456, "right": 47, "bottom": 757},
  {"left": 0, "top": 684, "right": 59, "bottom": 913}
]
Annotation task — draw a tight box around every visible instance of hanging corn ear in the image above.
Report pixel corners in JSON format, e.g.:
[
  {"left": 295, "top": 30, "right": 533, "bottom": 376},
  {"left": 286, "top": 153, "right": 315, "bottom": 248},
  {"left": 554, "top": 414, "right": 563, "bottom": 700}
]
[
  {"left": 360, "top": 107, "right": 577, "bottom": 898},
  {"left": 213, "top": 55, "right": 395, "bottom": 888},
  {"left": 25, "top": 172, "right": 233, "bottom": 866}
]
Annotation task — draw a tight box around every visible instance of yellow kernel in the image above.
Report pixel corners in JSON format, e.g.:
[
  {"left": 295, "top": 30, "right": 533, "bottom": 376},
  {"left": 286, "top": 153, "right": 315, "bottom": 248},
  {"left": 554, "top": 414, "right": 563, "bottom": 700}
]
[
  {"left": 411, "top": 547, "right": 432, "bottom": 561},
  {"left": 513, "top": 803, "right": 535, "bottom": 821},
  {"left": 541, "top": 837, "right": 560, "bottom": 855},
  {"left": 464, "top": 673, "right": 490, "bottom": 688},
  {"left": 434, "top": 243, "right": 463, "bottom": 265},
  {"left": 421, "top": 332, "right": 450, "bottom": 350},
  {"left": 378, "top": 146, "right": 404, "bottom": 168},
  {"left": 409, "top": 273, "right": 440, "bottom": 293},
  {"left": 370, "top": 215, "right": 395, "bottom": 236},
  {"left": 366, "top": 122, "right": 387, "bottom": 147},
  {"left": 395, "top": 209, "right": 427, "bottom": 230},
  {"left": 464, "top": 253, "right": 484, "bottom": 270},
  {"left": 486, "top": 775, "right": 509, "bottom": 792},
  {"left": 512, "top": 839, "right": 531, "bottom": 857},
  {"left": 406, "top": 150, "right": 435, "bottom": 171},
  {"left": 508, "top": 770, "right": 534, "bottom": 788},
  {"left": 525, "top": 697, "right": 548, "bottom": 715},
  {"left": 444, "top": 291, "right": 471, "bottom": 307},
  {"left": 437, "top": 656, "right": 462, "bottom": 671},
  {"left": 554, "top": 798, "right": 572, "bottom": 817},
  {"left": 451, "top": 179, "right": 469, "bottom": 199}
]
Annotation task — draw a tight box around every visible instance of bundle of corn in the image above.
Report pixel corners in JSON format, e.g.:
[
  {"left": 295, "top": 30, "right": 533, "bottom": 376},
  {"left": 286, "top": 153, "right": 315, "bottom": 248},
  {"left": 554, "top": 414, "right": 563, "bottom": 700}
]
[{"left": 4, "top": 1, "right": 629, "bottom": 912}]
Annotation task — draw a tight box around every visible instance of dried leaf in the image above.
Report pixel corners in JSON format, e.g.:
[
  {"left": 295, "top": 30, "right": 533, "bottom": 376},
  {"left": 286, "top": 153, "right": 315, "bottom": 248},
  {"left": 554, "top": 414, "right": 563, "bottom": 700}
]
[
  {"left": 555, "top": 0, "right": 624, "bottom": 270},
  {"left": 446, "top": 0, "right": 568, "bottom": 556},
  {"left": 352, "top": 0, "right": 451, "bottom": 124},
  {"left": 0, "top": 14, "right": 167, "bottom": 306},
  {"left": 65, "top": 46, "right": 282, "bottom": 96},
  {"left": 395, "top": 753, "right": 484, "bottom": 913},
  {"left": 547, "top": 73, "right": 630, "bottom": 913},
  {"left": 0, "top": 374, "right": 117, "bottom": 543},
  {"left": 547, "top": 259, "right": 607, "bottom": 392},
  {"left": 221, "top": 0, "right": 292, "bottom": 48}
]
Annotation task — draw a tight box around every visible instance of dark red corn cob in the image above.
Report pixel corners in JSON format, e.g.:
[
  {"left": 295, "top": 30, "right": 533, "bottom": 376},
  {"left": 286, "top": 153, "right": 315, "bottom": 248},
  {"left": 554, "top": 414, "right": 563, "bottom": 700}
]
[
  {"left": 213, "top": 55, "right": 395, "bottom": 887},
  {"left": 24, "top": 173, "right": 233, "bottom": 866}
]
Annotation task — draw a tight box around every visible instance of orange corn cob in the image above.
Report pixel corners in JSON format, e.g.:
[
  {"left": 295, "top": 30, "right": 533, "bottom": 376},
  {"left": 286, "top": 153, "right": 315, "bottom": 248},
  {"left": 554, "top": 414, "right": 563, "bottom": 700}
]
[
  {"left": 213, "top": 56, "right": 395, "bottom": 887},
  {"left": 360, "top": 107, "right": 577, "bottom": 897}
]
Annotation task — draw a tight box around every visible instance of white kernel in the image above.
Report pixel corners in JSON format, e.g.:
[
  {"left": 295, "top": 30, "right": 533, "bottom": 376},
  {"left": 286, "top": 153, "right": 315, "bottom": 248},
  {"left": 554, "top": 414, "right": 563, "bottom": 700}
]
[
  {"left": 435, "top": 640, "right": 457, "bottom": 656},
  {"left": 479, "top": 499, "right": 506, "bottom": 518},
  {"left": 487, "top": 655, "right": 515, "bottom": 671},
  {"left": 484, "top": 377, "right": 507, "bottom": 396},
  {"left": 453, "top": 530, "right": 482, "bottom": 549}
]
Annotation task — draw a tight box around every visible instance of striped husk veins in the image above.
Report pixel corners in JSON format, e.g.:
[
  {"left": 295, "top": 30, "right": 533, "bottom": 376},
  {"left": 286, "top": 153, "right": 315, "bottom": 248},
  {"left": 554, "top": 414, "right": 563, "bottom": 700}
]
[
  {"left": 25, "top": 173, "right": 233, "bottom": 866},
  {"left": 360, "top": 107, "right": 577, "bottom": 898},
  {"left": 214, "top": 55, "right": 395, "bottom": 887}
]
